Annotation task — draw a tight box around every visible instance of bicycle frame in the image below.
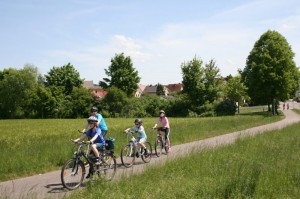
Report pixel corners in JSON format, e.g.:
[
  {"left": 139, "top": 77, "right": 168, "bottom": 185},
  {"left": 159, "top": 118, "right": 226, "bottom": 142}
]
[
  {"left": 61, "top": 140, "right": 117, "bottom": 190},
  {"left": 154, "top": 128, "right": 168, "bottom": 156},
  {"left": 121, "top": 130, "right": 152, "bottom": 167}
]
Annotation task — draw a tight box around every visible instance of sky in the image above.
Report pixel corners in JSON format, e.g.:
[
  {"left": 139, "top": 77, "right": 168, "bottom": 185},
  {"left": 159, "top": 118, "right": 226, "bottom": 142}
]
[{"left": 1, "top": 0, "right": 300, "bottom": 85}]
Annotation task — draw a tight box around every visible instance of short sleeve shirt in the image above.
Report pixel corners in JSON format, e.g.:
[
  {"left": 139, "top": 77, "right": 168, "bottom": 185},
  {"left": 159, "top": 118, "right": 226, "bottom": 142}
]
[
  {"left": 156, "top": 117, "right": 170, "bottom": 128},
  {"left": 96, "top": 113, "right": 108, "bottom": 131},
  {"left": 85, "top": 128, "right": 105, "bottom": 145},
  {"left": 132, "top": 125, "right": 147, "bottom": 139}
]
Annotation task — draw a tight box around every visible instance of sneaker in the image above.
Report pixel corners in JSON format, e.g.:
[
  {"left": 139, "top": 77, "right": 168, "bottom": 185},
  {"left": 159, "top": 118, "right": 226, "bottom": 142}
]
[
  {"left": 95, "top": 158, "right": 101, "bottom": 165},
  {"left": 144, "top": 148, "right": 148, "bottom": 155}
]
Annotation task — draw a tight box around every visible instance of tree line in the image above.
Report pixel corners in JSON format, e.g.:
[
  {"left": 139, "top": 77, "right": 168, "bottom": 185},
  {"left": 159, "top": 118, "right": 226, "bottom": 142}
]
[{"left": 0, "top": 30, "right": 298, "bottom": 119}]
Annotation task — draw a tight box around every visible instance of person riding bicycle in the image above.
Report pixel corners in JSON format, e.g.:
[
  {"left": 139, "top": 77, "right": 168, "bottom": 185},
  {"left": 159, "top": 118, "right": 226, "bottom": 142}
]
[
  {"left": 152, "top": 110, "right": 171, "bottom": 152},
  {"left": 81, "top": 106, "right": 108, "bottom": 137},
  {"left": 124, "top": 118, "right": 149, "bottom": 155},
  {"left": 73, "top": 116, "right": 105, "bottom": 178}
]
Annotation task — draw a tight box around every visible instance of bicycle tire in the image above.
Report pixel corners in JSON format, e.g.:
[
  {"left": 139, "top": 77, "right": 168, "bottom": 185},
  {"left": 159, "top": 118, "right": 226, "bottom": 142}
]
[
  {"left": 121, "top": 144, "right": 135, "bottom": 168},
  {"left": 101, "top": 155, "right": 117, "bottom": 180},
  {"left": 141, "top": 142, "right": 152, "bottom": 163},
  {"left": 155, "top": 137, "right": 163, "bottom": 157},
  {"left": 61, "top": 159, "right": 85, "bottom": 190},
  {"left": 164, "top": 140, "right": 169, "bottom": 154}
]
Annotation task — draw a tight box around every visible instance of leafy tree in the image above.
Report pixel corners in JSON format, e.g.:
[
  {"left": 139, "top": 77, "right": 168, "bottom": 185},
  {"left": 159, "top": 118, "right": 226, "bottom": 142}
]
[
  {"left": 204, "top": 59, "right": 222, "bottom": 103},
  {"left": 34, "top": 84, "right": 57, "bottom": 118},
  {"left": 45, "top": 63, "right": 83, "bottom": 95},
  {"left": 69, "top": 87, "right": 94, "bottom": 118},
  {"left": 181, "top": 56, "right": 205, "bottom": 106},
  {"left": 101, "top": 86, "right": 128, "bottom": 117},
  {"left": 0, "top": 65, "right": 38, "bottom": 118},
  {"left": 99, "top": 53, "right": 141, "bottom": 97},
  {"left": 156, "top": 83, "right": 165, "bottom": 96},
  {"left": 241, "top": 30, "right": 299, "bottom": 113},
  {"left": 224, "top": 75, "right": 249, "bottom": 113}
]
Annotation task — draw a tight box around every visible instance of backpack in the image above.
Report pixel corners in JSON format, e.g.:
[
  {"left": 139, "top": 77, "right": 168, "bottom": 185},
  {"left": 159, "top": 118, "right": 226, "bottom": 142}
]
[{"left": 105, "top": 138, "right": 115, "bottom": 150}]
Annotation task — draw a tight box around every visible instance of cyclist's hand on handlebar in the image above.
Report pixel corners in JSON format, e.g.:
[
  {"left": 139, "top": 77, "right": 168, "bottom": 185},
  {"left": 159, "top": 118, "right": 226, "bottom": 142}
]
[{"left": 86, "top": 141, "right": 93, "bottom": 145}]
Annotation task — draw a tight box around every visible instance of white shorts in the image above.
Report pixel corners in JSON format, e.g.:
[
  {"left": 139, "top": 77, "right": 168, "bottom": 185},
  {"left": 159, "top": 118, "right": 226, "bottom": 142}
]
[{"left": 137, "top": 137, "right": 146, "bottom": 144}]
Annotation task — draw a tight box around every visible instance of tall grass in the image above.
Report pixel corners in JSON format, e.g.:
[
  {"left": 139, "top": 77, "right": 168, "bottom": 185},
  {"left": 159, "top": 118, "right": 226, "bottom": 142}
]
[
  {"left": 0, "top": 110, "right": 282, "bottom": 182},
  {"left": 68, "top": 121, "right": 300, "bottom": 198}
]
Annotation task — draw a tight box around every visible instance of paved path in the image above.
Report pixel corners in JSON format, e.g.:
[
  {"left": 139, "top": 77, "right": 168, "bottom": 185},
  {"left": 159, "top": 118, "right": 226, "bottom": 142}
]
[{"left": 1, "top": 109, "right": 300, "bottom": 199}]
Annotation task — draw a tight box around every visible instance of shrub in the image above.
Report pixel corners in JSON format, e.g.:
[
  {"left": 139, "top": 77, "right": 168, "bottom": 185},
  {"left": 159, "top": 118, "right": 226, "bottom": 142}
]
[{"left": 215, "top": 99, "right": 237, "bottom": 116}]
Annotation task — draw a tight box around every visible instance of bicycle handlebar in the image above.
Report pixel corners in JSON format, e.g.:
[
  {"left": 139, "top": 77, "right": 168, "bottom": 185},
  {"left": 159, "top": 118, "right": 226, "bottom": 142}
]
[{"left": 69, "top": 139, "right": 88, "bottom": 145}]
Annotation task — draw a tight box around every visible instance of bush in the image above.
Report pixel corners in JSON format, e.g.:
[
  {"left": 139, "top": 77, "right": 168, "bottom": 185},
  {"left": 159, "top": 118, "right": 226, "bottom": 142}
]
[{"left": 215, "top": 99, "right": 237, "bottom": 116}]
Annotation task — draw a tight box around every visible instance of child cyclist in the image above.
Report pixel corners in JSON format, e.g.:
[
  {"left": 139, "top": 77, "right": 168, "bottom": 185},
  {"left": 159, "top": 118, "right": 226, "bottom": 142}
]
[
  {"left": 73, "top": 116, "right": 105, "bottom": 178},
  {"left": 124, "top": 119, "right": 149, "bottom": 155},
  {"left": 152, "top": 110, "right": 171, "bottom": 152},
  {"left": 81, "top": 106, "right": 108, "bottom": 137}
]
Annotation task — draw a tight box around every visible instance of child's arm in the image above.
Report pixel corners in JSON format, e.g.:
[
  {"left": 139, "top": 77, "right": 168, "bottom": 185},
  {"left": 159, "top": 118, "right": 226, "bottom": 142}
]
[
  {"left": 81, "top": 122, "right": 89, "bottom": 133},
  {"left": 152, "top": 118, "right": 159, "bottom": 128},
  {"left": 73, "top": 134, "right": 87, "bottom": 142},
  {"left": 88, "top": 134, "right": 99, "bottom": 144},
  {"left": 124, "top": 127, "right": 132, "bottom": 133}
]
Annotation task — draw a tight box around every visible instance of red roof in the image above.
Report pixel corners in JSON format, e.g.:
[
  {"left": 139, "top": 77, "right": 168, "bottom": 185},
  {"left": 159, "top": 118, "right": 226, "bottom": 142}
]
[{"left": 166, "top": 83, "right": 183, "bottom": 92}]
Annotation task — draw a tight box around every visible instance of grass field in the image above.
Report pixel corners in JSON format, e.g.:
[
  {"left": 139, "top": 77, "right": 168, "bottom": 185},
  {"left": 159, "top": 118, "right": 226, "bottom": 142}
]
[
  {"left": 0, "top": 108, "right": 282, "bottom": 182},
  {"left": 68, "top": 118, "right": 300, "bottom": 198}
]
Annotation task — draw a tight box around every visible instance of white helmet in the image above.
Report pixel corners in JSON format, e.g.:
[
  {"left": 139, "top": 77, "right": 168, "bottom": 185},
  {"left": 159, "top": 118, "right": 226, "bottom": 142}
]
[{"left": 87, "top": 116, "right": 97, "bottom": 123}]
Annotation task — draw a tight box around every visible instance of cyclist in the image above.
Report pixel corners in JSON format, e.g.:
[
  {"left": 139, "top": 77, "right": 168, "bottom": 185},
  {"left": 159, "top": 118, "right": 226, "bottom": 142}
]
[
  {"left": 124, "top": 118, "right": 149, "bottom": 155},
  {"left": 73, "top": 116, "right": 105, "bottom": 178},
  {"left": 152, "top": 110, "right": 171, "bottom": 152},
  {"left": 81, "top": 106, "right": 108, "bottom": 137}
]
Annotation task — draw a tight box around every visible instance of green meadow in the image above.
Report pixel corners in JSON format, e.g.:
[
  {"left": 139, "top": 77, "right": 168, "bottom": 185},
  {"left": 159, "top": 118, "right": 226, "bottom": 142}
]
[
  {"left": 69, "top": 117, "right": 300, "bottom": 199},
  {"left": 0, "top": 107, "right": 282, "bottom": 182}
]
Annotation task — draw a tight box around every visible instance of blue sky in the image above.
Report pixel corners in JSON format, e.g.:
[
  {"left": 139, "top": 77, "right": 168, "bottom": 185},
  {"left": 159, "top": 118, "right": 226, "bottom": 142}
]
[{"left": 1, "top": 0, "right": 300, "bottom": 85}]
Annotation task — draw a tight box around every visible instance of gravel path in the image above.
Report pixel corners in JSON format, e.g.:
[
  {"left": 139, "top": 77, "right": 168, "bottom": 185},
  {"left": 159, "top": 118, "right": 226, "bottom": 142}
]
[{"left": 1, "top": 109, "right": 299, "bottom": 199}]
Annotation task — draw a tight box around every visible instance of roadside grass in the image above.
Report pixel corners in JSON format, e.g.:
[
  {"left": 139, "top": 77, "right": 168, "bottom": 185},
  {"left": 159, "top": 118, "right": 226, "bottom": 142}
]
[
  {"left": 0, "top": 109, "right": 283, "bottom": 182},
  {"left": 69, "top": 121, "right": 300, "bottom": 199},
  {"left": 292, "top": 109, "right": 300, "bottom": 115}
]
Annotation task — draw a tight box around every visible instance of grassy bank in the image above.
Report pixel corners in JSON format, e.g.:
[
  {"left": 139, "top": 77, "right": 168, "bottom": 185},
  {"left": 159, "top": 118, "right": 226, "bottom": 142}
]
[
  {"left": 0, "top": 109, "right": 282, "bottom": 182},
  {"left": 69, "top": 120, "right": 300, "bottom": 198}
]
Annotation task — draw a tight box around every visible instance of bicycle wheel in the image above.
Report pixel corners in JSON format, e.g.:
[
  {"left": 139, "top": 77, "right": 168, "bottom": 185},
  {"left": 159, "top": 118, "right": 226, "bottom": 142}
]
[
  {"left": 141, "top": 142, "right": 152, "bottom": 163},
  {"left": 61, "top": 159, "right": 85, "bottom": 190},
  {"left": 155, "top": 137, "right": 163, "bottom": 157},
  {"left": 101, "top": 155, "right": 117, "bottom": 180},
  {"left": 121, "top": 144, "right": 135, "bottom": 168},
  {"left": 162, "top": 137, "right": 169, "bottom": 154}
]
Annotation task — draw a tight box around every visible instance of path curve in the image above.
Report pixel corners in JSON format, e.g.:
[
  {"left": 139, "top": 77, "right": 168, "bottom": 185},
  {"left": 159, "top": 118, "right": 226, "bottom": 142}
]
[{"left": 1, "top": 109, "right": 300, "bottom": 199}]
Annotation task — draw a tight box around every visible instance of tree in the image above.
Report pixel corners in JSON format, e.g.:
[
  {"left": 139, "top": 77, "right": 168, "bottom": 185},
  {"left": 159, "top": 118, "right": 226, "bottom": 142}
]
[
  {"left": 45, "top": 63, "right": 83, "bottom": 95},
  {"left": 224, "top": 75, "right": 249, "bottom": 113},
  {"left": 181, "top": 56, "right": 205, "bottom": 106},
  {"left": 241, "top": 30, "right": 299, "bottom": 114},
  {"left": 99, "top": 53, "right": 141, "bottom": 97},
  {"left": 156, "top": 83, "right": 165, "bottom": 96},
  {"left": 101, "top": 86, "right": 128, "bottom": 117},
  {"left": 204, "top": 59, "right": 222, "bottom": 103},
  {"left": 0, "top": 65, "right": 39, "bottom": 118}
]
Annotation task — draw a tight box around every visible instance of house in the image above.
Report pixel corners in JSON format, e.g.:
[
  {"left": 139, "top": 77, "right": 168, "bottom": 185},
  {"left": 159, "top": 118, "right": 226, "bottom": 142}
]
[
  {"left": 143, "top": 85, "right": 169, "bottom": 96},
  {"left": 135, "top": 84, "right": 147, "bottom": 97},
  {"left": 83, "top": 81, "right": 107, "bottom": 99},
  {"left": 166, "top": 83, "right": 183, "bottom": 93}
]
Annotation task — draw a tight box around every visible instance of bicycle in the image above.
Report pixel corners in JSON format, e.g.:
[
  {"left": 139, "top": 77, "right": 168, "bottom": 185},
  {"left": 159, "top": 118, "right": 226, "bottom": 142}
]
[
  {"left": 120, "top": 130, "right": 152, "bottom": 168},
  {"left": 153, "top": 127, "right": 169, "bottom": 157},
  {"left": 61, "top": 139, "right": 117, "bottom": 190}
]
